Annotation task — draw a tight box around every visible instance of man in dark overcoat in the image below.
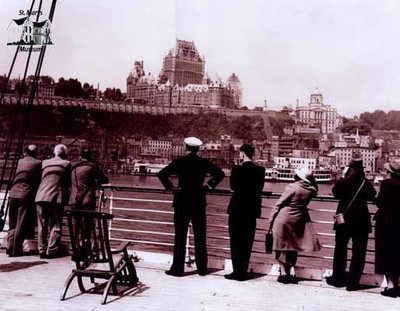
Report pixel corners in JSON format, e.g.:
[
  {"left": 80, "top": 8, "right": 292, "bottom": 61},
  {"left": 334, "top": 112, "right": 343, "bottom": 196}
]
[
  {"left": 69, "top": 149, "right": 108, "bottom": 210},
  {"left": 35, "top": 144, "right": 71, "bottom": 258},
  {"left": 6, "top": 145, "right": 41, "bottom": 256},
  {"left": 158, "top": 137, "right": 225, "bottom": 276},
  {"left": 225, "top": 144, "right": 265, "bottom": 281}
]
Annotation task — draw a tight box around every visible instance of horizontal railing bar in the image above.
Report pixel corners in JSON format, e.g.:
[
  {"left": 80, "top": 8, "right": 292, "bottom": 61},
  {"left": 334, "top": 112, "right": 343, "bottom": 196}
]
[
  {"left": 112, "top": 237, "right": 174, "bottom": 246},
  {"left": 112, "top": 207, "right": 173, "bottom": 214},
  {"left": 102, "top": 184, "right": 367, "bottom": 204},
  {"left": 110, "top": 196, "right": 173, "bottom": 204},
  {"left": 111, "top": 227, "right": 175, "bottom": 236},
  {"left": 113, "top": 217, "right": 173, "bottom": 225}
]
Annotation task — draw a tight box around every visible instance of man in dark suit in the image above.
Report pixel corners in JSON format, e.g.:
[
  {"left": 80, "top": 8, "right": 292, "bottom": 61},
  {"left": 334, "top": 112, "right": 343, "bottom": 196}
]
[
  {"left": 225, "top": 144, "right": 265, "bottom": 281},
  {"left": 35, "top": 144, "right": 71, "bottom": 259},
  {"left": 69, "top": 148, "right": 108, "bottom": 210},
  {"left": 6, "top": 145, "right": 42, "bottom": 256},
  {"left": 158, "top": 137, "right": 225, "bottom": 277}
]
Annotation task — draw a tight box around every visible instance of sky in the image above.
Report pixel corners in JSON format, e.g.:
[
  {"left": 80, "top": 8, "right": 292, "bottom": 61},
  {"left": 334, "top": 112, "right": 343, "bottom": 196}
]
[{"left": 1, "top": 0, "right": 400, "bottom": 117}]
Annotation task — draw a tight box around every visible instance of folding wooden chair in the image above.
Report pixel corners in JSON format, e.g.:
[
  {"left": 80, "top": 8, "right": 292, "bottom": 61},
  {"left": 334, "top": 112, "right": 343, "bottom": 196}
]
[{"left": 60, "top": 209, "right": 139, "bottom": 304}]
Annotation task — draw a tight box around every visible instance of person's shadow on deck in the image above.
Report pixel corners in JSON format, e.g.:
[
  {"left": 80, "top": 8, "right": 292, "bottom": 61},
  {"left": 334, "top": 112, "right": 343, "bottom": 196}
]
[{"left": 0, "top": 261, "right": 48, "bottom": 272}]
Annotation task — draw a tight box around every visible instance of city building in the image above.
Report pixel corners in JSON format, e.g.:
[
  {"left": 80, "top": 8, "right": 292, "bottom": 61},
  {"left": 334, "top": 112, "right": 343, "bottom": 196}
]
[
  {"left": 270, "top": 135, "right": 294, "bottom": 158},
  {"left": 126, "top": 40, "right": 242, "bottom": 109},
  {"left": 292, "top": 148, "right": 319, "bottom": 160},
  {"left": 334, "top": 146, "right": 378, "bottom": 172},
  {"left": 274, "top": 157, "right": 317, "bottom": 170},
  {"left": 160, "top": 40, "right": 205, "bottom": 87},
  {"left": 295, "top": 88, "right": 342, "bottom": 134}
]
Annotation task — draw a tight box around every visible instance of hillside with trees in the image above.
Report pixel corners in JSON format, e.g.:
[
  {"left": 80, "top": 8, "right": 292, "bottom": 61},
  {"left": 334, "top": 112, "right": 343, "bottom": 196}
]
[{"left": 0, "top": 105, "right": 290, "bottom": 141}]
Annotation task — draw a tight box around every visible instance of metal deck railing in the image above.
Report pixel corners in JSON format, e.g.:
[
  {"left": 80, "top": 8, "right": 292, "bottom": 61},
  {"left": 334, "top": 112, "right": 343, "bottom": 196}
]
[{"left": 100, "top": 185, "right": 382, "bottom": 285}]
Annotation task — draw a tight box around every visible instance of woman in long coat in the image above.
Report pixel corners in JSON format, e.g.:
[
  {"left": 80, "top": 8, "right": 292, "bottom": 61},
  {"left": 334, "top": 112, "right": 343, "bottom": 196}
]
[
  {"left": 375, "top": 158, "right": 400, "bottom": 297},
  {"left": 269, "top": 167, "right": 321, "bottom": 284}
]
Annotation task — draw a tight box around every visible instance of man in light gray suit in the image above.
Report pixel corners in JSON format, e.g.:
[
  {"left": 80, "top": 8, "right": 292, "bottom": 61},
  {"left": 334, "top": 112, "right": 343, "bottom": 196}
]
[
  {"left": 6, "top": 145, "right": 42, "bottom": 256},
  {"left": 35, "top": 144, "right": 71, "bottom": 258}
]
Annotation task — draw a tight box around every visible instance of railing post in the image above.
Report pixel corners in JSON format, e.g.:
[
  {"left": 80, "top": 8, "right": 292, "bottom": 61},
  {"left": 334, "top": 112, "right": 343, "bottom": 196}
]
[
  {"left": 185, "top": 222, "right": 194, "bottom": 267},
  {"left": 108, "top": 188, "right": 114, "bottom": 240}
]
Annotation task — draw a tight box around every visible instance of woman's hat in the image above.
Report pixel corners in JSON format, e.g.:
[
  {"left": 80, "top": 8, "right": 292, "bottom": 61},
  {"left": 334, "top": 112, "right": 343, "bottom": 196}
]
[
  {"left": 295, "top": 167, "right": 313, "bottom": 183},
  {"left": 384, "top": 158, "right": 400, "bottom": 175},
  {"left": 349, "top": 158, "right": 363, "bottom": 169}
]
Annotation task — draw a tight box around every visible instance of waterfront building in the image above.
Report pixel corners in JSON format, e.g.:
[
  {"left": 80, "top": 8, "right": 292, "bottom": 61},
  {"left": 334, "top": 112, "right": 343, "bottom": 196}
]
[
  {"left": 274, "top": 156, "right": 316, "bottom": 170},
  {"left": 141, "top": 139, "right": 173, "bottom": 160},
  {"left": 319, "top": 153, "right": 336, "bottom": 170},
  {"left": 295, "top": 88, "right": 342, "bottom": 134},
  {"left": 200, "top": 135, "right": 241, "bottom": 168},
  {"left": 334, "top": 146, "right": 378, "bottom": 172},
  {"left": 292, "top": 148, "right": 319, "bottom": 160}
]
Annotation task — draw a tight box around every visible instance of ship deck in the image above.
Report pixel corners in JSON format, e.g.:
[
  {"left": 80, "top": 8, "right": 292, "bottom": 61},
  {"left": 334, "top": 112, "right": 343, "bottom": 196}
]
[{"left": 0, "top": 250, "right": 399, "bottom": 311}]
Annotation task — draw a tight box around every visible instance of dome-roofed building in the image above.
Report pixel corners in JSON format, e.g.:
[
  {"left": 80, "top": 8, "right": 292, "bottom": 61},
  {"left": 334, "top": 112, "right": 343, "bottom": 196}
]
[
  {"left": 226, "top": 73, "right": 242, "bottom": 107},
  {"left": 295, "top": 88, "right": 342, "bottom": 134}
]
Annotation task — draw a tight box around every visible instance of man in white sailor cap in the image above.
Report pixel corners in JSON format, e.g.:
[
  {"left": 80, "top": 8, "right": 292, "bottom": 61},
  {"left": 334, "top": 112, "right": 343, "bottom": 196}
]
[{"left": 158, "top": 136, "right": 225, "bottom": 277}]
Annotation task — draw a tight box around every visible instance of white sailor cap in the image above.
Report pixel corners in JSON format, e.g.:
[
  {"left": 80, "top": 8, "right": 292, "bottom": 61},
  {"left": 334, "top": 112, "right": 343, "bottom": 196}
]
[{"left": 184, "top": 137, "right": 203, "bottom": 147}]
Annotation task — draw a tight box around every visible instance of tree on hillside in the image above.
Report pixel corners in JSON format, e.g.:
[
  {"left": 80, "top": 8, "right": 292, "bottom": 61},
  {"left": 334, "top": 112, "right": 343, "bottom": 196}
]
[
  {"left": 103, "top": 88, "right": 123, "bottom": 101},
  {"left": 54, "top": 78, "right": 83, "bottom": 98},
  {"left": 340, "top": 118, "right": 371, "bottom": 135}
]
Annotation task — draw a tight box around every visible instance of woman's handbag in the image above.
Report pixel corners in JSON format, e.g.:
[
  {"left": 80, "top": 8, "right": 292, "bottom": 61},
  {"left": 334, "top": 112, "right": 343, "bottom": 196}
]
[
  {"left": 265, "top": 229, "right": 273, "bottom": 254},
  {"left": 334, "top": 179, "right": 365, "bottom": 226}
]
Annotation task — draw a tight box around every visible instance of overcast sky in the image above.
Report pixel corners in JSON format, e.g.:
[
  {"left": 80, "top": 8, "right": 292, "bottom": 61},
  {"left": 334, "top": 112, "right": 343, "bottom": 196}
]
[{"left": 1, "top": 0, "right": 400, "bottom": 117}]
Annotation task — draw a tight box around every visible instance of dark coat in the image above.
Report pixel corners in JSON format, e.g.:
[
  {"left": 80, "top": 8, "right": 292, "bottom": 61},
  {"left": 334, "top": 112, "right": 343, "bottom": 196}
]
[
  {"left": 270, "top": 180, "right": 320, "bottom": 252},
  {"left": 374, "top": 175, "right": 400, "bottom": 274},
  {"left": 228, "top": 161, "right": 265, "bottom": 218},
  {"left": 158, "top": 152, "right": 225, "bottom": 209},
  {"left": 332, "top": 175, "right": 376, "bottom": 233},
  {"left": 9, "top": 156, "right": 42, "bottom": 200},
  {"left": 35, "top": 156, "right": 71, "bottom": 205},
  {"left": 69, "top": 160, "right": 108, "bottom": 208}
]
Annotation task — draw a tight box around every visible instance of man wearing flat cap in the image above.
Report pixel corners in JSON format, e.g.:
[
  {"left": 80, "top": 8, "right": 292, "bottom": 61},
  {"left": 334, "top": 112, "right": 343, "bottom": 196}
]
[
  {"left": 6, "top": 145, "right": 41, "bottom": 256},
  {"left": 158, "top": 136, "right": 225, "bottom": 276},
  {"left": 225, "top": 144, "right": 265, "bottom": 281},
  {"left": 35, "top": 144, "right": 71, "bottom": 259},
  {"left": 69, "top": 148, "right": 108, "bottom": 210}
]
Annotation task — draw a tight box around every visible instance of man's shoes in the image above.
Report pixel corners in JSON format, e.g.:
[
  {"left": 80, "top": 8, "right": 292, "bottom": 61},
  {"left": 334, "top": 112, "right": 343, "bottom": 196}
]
[
  {"left": 277, "top": 275, "right": 291, "bottom": 284},
  {"left": 277, "top": 275, "right": 297, "bottom": 284},
  {"left": 198, "top": 269, "right": 210, "bottom": 276},
  {"left": 39, "top": 253, "right": 47, "bottom": 259},
  {"left": 224, "top": 272, "right": 248, "bottom": 281},
  {"left": 346, "top": 283, "right": 362, "bottom": 291},
  {"left": 326, "top": 276, "right": 346, "bottom": 288},
  {"left": 224, "top": 272, "right": 238, "bottom": 280},
  {"left": 289, "top": 275, "right": 298, "bottom": 284},
  {"left": 165, "top": 269, "right": 184, "bottom": 277},
  {"left": 380, "top": 287, "right": 399, "bottom": 298}
]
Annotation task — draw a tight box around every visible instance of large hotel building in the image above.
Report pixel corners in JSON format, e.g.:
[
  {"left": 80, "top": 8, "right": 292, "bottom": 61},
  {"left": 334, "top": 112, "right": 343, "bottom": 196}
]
[{"left": 126, "top": 40, "right": 242, "bottom": 109}]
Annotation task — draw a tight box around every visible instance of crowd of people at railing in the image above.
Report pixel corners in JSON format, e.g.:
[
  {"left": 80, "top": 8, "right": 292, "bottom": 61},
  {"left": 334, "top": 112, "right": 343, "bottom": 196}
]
[
  {"left": 2, "top": 138, "right": 400, "bottom": 298},
  {"left": 5, "top": 144, "right": 108, "bottom": 259}
]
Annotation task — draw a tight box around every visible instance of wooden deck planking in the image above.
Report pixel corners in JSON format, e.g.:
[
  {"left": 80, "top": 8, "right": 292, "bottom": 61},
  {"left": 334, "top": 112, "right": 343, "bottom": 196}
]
[{"left": 0, "top": 252, "right": 399, "bottom": 311}]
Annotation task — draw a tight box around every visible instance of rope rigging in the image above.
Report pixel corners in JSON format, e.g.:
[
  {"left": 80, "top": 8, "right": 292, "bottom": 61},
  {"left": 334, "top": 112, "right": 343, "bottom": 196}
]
[{"left": 0, "top": 0, "right": 58, "bottom": 229}]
